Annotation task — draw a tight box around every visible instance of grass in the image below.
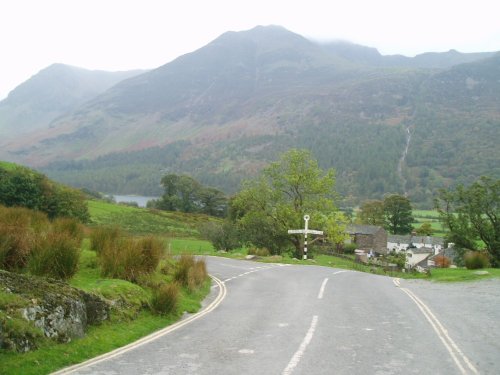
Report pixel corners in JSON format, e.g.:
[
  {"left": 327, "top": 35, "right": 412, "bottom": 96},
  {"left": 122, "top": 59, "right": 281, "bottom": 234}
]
[
  {"left": 166, "top": 238, "right": 215, "bottom": 255},
  {"left": 87, "top": 200, "right": 212, "bottom": 237},
  {"left": 426, "top": 267, "right": 500, "bottom": 282},
  {"left": 0, "top": 161, "right": 18, "bottom": 171},
  {"left": 0, "top": 311, "right": 179, "bottom": 375},
  {"left": 0, "top": 235, "right": 212, "bottom": 375}
]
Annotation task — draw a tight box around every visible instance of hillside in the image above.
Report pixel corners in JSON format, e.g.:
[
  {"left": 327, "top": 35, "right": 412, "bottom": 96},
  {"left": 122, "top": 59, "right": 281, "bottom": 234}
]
[
  {"left": 0, "top": 64, "right": 144, "bottom": 149},
  {"left": 2, "top": 26, "right": 499, "bottom": 207}
]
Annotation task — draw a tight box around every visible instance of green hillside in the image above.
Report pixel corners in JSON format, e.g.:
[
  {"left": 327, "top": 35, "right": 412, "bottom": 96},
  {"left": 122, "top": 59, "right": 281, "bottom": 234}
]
[{"left": 1, "top": 26, "right": 498, "bottom": 207}]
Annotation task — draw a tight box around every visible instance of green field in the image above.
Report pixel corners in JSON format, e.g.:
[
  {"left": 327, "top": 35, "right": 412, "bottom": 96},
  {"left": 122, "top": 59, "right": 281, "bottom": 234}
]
[
  {"left": 412, "top": 209, "right": 446, "bottom": 235},
  {"left": 87, "top": 199, "right": 217, "bottom": 237}
]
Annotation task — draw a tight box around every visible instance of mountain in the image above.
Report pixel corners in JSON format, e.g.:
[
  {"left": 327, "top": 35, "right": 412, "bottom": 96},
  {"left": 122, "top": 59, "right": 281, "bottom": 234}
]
[
  {"left": 2, "top": 26, "right": 499, "bottom": 207},
  {"left": 0, "top": 64, "right": 144, "bottom": 144},
  {"left": 321, "top": 41, "right": 496, "bottom": 69}
]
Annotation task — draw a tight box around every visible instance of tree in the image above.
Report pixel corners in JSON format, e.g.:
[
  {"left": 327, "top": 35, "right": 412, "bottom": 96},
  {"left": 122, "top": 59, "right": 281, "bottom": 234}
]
[
  {"left": 0, "top": 165, "right": 89, "bottom": 222},
  {"left": 383, "top": 194, "right": 414, "bottom": 234},
  {"left": 157, "top": 174, "right": 227, "bottom": 216},
  {"left": 435, "top": 176, "right": 499, "bottom": 266},
  {"left": 198, "top": 221, "right": 241, "bottom": 251},
  {"left": 231, "top": 149, "right": 338, "bottom": 256},
  {"left": 323, "top": 211, "right": 349, "bottom": 251},
  {"left": 198, "top": 187, "right": 227, "bottom": 217},
  {"left": 357, "top": 200, "right": 385, "bottom": 226},
  {"left": 415, "top": 222, "right": 434, "bottom": 236}
]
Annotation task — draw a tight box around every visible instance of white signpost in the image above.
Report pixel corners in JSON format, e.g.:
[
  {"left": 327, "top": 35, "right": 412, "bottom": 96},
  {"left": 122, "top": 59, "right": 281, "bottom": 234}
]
[{"left": 288, "top": 215, "right": 323, "bottom": 260}]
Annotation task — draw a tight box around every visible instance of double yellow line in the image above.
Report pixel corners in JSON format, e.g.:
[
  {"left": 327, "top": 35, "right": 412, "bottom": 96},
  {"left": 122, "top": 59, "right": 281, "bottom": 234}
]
[
  {"left": 53, "top": 275, "right": 227, "bottom": 374},
  {"left": 394, "top": 278, "right": 478, "bottom": 375}
]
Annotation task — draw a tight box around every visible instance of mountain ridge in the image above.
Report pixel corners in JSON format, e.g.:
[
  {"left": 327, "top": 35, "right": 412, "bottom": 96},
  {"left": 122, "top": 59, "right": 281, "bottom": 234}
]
[{"left": 1, "top": 26, "right": 499, "bottom": 207}]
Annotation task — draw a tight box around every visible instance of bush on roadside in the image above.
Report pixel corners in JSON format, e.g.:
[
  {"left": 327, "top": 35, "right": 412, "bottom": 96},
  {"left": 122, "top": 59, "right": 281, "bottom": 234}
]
[
  {"left": 187, "top": 260, "right": 208, "bottom": 291},
  {"left": 247, "top": 247, "right": 270, "bottom": 257},
  {"left": 173, "top": 254, "right": 195, "bottom": 286},
  {"left": 29, "top": 232, "right": 81, "bottom": 280},
  {"left": 464, "top": 251, "right": 490, "bottom": 269},
  {"left": 137, "top": 236, "right": 164, "bottom": 273},
  {"left": 434, "top": 254, "right": 451, "bottom": 268},
  {"left": 173, "top": 254, "right": 207, "bottom": 291},
  {"left": 198, "top": 221, "right": 241, "bottom": 251},
  {"left": 150, "top": 283, "right": 179, "bottom": 315},
  {"left": 98, "top": 235, "right": 165, "bottom": 283}
]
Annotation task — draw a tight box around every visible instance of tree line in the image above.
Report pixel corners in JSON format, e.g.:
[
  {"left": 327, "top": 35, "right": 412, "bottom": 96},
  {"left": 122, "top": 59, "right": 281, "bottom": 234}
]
[{"left": 0, "top": 164, "right": 89, "bottom": 222}]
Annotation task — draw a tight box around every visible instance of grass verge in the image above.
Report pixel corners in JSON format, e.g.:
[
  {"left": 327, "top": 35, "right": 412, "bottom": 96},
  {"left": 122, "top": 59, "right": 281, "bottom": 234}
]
[{"left": 0, "top": 279, "right": 211, "bottom": 375}]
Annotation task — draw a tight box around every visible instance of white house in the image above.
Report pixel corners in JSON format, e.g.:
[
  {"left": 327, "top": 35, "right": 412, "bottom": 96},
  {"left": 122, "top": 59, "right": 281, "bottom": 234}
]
[
  {"left": 387, "top": 234, "right": 445, "bottom": 270},
  {"left": 387, "top": 234, "right": 444, "bottom": 255}
]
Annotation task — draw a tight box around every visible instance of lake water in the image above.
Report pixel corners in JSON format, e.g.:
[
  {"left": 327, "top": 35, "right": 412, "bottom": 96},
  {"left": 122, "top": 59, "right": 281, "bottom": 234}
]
[{"left": 111, "top": 195, "right": 159, "bottom": 207}]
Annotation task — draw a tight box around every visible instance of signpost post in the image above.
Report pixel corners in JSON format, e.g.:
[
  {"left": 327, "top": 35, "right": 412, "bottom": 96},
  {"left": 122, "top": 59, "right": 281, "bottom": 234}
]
[{"left": 288, "top": 215, "right": 323, "bottom": 260}]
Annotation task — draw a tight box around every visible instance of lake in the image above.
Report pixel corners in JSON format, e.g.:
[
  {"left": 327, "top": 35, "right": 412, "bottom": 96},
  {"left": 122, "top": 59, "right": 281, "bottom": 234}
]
[{"left": 111, "top": 195, "right": 159, "bottom": 207}]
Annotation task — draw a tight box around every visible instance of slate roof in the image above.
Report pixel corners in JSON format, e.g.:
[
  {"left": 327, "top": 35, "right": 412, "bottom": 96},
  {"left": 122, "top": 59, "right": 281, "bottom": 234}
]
[
  {"left": 388, "top": 235, "right": 444, "bottom": 246},
  {"left": 346, "top": 224, "right": 384, "bottom": 235},
  {"left": 408, "top": 247, "right": 433, "bottom": 254},
  {"left": 388, "top": 235, "right": 411, "bottom": 244}
]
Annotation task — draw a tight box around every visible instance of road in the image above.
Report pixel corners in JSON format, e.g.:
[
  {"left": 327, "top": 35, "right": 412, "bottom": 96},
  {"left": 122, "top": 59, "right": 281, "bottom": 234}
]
[{"left": 57, "top": 257, "right": 500, "bottom": 375}]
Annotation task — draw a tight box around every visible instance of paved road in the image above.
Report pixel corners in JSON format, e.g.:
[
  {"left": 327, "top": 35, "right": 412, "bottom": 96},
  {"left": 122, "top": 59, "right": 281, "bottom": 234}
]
[{"left": 58, "top": 257, "right": 500, "bottom": 375}]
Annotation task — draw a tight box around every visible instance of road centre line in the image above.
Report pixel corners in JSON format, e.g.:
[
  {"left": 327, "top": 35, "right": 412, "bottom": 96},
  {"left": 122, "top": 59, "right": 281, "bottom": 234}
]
[
  {"left": 397, "top": 283, "right": 478, "bottom": 375},
  {"left": 282, "top": 315, "right": 319, "bottom": 375},
  {"left": 317, "top": 278, "right": 329, "bottom": 299},
  {"left": 332, "top": 270, "right": 349, "bottom": 275},
  {"left": 54, "top": 275, "right": 227, "bottom": 375}
]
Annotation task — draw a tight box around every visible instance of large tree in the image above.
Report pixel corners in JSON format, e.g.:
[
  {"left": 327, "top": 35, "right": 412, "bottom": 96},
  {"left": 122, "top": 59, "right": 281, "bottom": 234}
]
[
  {"left": 383, "top": 194, "right": 414, "bottom": 234},
  {"left": 435, "top": 176, "right": 499, "bottom": 266},
  {"left": 157, "top": 174, "right": 227, "bottom": 216},
  {"left": 231, "top": 149, "right": 338, "bottom": 256}
]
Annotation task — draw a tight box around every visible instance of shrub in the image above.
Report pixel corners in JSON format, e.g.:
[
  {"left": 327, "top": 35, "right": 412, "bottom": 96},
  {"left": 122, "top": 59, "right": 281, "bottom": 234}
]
[
  {"left": 28, "top": 232, "right": 80, "bottom": 280},
  {"left": 187, "top": 260, "right": 208, "bottom": 291},
  {"left": 98, "top": 235, "right": 165, "bottom": 283},
  {"left": 198, "top": 221, "right": 241, "bottom": 251},
  {"left": 464, "top": 251, "right": 490, "bottom": 269},
  {"left": 343, "top": 243, "right": 357, "bottom": 254},
  {"left": 137, "top": 236, "right": 164, "bottom": 273},
  {"left": 248, "top": 247, "right": 270, "bottom": 257},
  {"left": 99, "top": 238, "right": 139, "bottom": 282},
  {"left": 0, "top": 206, "right": 45, "bottom": 270},
  {"left": 173, "top": 255, "right": 207, "bottom": 290},
  {"left": 90, "top": 226, "right": 121, "bottom": 253},
  {"left": 173, "top": 254, "right": 195, "bottom": 286},
  {"left": 150, "top": 283, "right": 179, "bottom": 315},
  {"left": 255, "top": 248, "right": 270, "bottom": 257},
  {"left": 434, "top": 255, "right": 451, "bottom": 268},
  {"left": 52, "top": 217, "right": 83, "bottom": 244}
]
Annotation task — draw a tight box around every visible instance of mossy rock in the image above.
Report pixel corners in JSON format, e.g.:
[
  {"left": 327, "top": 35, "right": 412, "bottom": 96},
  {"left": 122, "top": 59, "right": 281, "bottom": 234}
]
[{"left": 0, "top": 270, "right": 109, "bottom": 352}]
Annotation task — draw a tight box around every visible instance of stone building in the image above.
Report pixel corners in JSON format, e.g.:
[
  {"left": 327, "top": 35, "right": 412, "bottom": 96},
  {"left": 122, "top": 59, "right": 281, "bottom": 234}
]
[{"left": 346, "top": 224, "right": 388, "bottom": 254}]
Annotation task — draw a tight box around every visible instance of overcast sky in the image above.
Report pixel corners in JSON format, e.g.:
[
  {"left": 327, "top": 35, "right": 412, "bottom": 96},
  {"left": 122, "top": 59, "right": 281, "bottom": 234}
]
[{"left": 1, "top": 0, "right": 499, "bottom": 100}]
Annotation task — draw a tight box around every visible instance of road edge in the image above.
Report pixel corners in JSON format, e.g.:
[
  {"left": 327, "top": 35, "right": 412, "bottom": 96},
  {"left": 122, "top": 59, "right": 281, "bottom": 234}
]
[{"left": 52, "top": 275, "right": 226, "bottom": 375}]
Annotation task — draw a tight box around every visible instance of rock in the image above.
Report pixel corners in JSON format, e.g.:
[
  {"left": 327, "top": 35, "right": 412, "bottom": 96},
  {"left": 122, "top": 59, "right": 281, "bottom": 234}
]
[
  {"left": 473, "top": 270, "right": 489, "bottom": 275},
  {"left": 0, "top": 270, "right": 109, "bottom": 351},
  {"left": 245, "top": 255, "right": 257, "bottom": 260}
]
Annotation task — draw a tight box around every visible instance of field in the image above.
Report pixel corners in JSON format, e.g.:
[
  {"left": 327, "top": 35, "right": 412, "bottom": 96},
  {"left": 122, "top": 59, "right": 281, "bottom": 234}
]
[
  {"left": 87, "top": 199, "right": 216, "bottom": 237},
  {"left": 412, "top": 209, "right": 446, "bottom": 235}
]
